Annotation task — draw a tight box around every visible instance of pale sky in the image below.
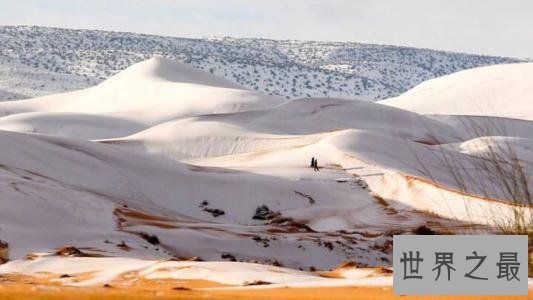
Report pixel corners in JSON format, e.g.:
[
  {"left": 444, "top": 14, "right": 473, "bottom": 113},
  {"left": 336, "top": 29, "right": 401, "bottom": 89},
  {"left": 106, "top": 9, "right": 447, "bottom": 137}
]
[{"left": 1, "top": 0, "right": 532, "bottom": 58}]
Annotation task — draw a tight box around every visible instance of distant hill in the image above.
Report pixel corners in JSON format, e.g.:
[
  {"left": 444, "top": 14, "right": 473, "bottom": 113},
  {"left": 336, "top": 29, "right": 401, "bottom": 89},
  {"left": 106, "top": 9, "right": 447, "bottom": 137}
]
[{"left": 0, "top": 25, "right": 524, "bottom": 101}]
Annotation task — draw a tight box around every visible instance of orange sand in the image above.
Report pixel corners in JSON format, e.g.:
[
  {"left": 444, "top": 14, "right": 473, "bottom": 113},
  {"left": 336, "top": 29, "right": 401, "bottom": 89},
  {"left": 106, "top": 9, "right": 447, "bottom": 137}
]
[{"left": 0, "top": 274, "right": 531, "bottom": 300}]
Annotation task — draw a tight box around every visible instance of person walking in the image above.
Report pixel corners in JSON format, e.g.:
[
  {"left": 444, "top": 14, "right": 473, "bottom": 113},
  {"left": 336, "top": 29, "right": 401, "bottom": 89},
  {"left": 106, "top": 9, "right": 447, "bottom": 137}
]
[
  {"left": 314, "top": 158, "right": 320, "bottom": 172},
  {"left": 310, "top": 157, "right": 316, "bottom": 168}
]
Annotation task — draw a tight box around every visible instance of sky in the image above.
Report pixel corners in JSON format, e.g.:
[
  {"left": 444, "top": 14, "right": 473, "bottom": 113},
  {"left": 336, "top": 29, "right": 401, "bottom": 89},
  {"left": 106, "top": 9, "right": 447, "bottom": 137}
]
[{"left": 0, "top": 0, "right": 532, "bottom": 58}]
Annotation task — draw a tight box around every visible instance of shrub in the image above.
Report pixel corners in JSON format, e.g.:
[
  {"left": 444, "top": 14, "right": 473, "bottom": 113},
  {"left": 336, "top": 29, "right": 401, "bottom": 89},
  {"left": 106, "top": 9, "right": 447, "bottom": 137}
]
[
  {"left": 411, "top": 116, "right": 533, "bottom": 274},
  {"left": 0, "top": 239, "right": 8, "bottom": 264}
]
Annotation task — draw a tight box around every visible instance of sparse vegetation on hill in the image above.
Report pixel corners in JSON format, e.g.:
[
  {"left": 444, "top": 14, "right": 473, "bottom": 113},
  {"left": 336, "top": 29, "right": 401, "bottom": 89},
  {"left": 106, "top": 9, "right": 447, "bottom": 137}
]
[{"left": 0, "top": 26, "right": 523, "bottom": 101}]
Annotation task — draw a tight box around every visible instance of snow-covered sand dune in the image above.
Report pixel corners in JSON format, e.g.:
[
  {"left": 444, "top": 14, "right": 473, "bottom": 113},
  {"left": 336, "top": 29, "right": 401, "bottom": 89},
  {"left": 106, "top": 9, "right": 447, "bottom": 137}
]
[
  {"left": 109, "top": 97, "right": 457, "bottom": 160},
  {"left": 0, "top": 129, "right": 406, "bottom": 268},
  {"left": 381, "top": 62, "right": 533, "bottom": 120},
  {"left": 0, "top": 57, "right": 532, "bottom": 287},
  {"left": 0, "top": 112, "right": 146, "bottom": 139},
  {"left": 0, "top": 255, "right": 392, "bottom": 288},
  {"left": 0, "top": 57, "right": 285, "bottom": 139}
]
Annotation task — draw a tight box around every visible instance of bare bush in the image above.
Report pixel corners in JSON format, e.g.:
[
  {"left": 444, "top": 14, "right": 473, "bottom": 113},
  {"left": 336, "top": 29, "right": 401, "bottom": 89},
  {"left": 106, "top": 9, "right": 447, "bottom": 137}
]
[
  {"left": 0, "top": 239, "right": 8, "bottom": 264},
  {"left": 411, "top": 115, "right": 533, "bottom": 274}
]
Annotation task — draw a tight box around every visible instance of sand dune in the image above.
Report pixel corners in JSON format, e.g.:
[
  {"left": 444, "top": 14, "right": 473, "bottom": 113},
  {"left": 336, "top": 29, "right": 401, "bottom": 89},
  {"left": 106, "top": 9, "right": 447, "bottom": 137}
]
[
  {"left": 381, "top": 62, "right": 533, "bottom": 120},
  {"left": 0, "top": 58, "right": 532, "bottom": 291},
  {"left": 0, "top": 57, "right": 284, "bottom": 138}
]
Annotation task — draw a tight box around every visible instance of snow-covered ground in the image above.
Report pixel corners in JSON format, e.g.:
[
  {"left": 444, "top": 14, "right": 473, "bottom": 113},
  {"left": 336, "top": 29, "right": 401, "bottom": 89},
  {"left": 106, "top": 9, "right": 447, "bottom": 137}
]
[{"left": 0, "top": 56, "right": 531, "bottom": 287}]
